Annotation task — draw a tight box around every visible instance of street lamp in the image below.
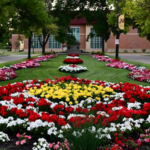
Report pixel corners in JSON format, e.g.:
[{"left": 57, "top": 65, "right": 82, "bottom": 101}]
[{"left": 115, "top": 0, "right": 119, "bottom": 59}]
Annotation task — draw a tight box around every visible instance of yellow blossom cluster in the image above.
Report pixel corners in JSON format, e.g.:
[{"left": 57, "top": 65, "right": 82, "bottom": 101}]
[{"left": 28, "top": 82, "right": 115, "bottom": 105}]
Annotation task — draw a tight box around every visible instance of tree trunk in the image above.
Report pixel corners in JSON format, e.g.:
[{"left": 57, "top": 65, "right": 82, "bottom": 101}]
[
  {"left": 102, "top": 36, "right": 105, "bottom": 54},
  {"left": 42, "top": 45, "right": 45, "bottom": 55},
  {"left": 28, "top": 36, "right": 32, "bottom": 59}
]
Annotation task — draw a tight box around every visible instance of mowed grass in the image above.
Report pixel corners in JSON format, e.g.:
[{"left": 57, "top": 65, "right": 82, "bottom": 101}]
[{"left": 0, "top": 55, "right": 150, "bottom": 86}]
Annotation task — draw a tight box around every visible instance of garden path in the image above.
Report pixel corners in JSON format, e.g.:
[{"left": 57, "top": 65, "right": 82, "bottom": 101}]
[{"left": 0, "top": 54, "right": 37, "bottom": 64}]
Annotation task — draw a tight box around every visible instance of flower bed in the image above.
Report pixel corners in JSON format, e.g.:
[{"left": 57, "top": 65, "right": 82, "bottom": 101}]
[
  {"left": 59, "top": 64, "right": 87, "bottom": 73},
  {"left": 0, "top": 68, "right": 17, "bottom": 81},
  {"left": 63, "top": 58, "right": 83, "bottom": 64},
  {"left": 92, "top": 54, "right": 150, "bottom": 83},
  {"left": 0, "top": 54, "right": 55, "bottom": 81},
  {"left": 0, "top": 76, "right": 150, "bottom": 149},
  {"left": 128, "top": 68, "right": 150, "bottom": 82}
]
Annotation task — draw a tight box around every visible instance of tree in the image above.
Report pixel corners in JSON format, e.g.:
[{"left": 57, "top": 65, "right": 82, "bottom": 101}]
[
  {"left": 63, "top": 0, "right": 111, "bottom": 53},
  {"left": 11, "top": 0, "right": 52, "bottom": 58},
  {"left": 0, "top": 0, "right": 52, "bottom": 58},
  {"left": 40, "top": 0, "right": 78, "bottom": 50},
  {"left": 0, "top": 0, "right": 15, "bottom": 48},
  {"left": 123, "top": 0, "right": 150, "bottom": 41},
  {"left": 38, "top": 18, "right": 58, "bottom": 55}
]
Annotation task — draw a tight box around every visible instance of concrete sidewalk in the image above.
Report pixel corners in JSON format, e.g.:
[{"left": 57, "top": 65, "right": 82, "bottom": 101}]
[
  {"left": 0, "top": 54, "right": 37, "bottom": 64},
  {"left": 108, "top": 54, "right": 150, "bottom": 64}
]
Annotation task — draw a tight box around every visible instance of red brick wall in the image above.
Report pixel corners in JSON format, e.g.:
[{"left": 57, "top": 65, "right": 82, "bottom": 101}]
[
  {"left": 11, "top": 26, "right": 150, "bottom": 52},
  {"left": 11, "top": 34, "right": 25, "bottom": 50},
  {"left": 107, "top": 27, "right": 150, "bottom": 52}
]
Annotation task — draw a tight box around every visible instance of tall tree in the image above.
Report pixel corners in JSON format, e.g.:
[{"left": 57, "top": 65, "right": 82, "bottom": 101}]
[
  {"left": 64, "top": 0, "right": 111, "bottom": 53},
  {"left": 0, "top": 0, "right": 15, "bottom": 48},
  {"left": 0, "top": 0, "right": 51, "bottom": 58},
  {"left": 12, "top": 0, "right": 51, "bottom": 58},
  {"left": 40, "top": 0, "right": 77, "bottom": 50}
]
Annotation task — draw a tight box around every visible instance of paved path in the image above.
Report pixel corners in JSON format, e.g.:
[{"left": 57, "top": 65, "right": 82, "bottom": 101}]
[
  {"left": 108, "top": 54, "right": 150, "bottom": 64},
  {"left": 0, "top": 54, "right": 38, "bottom": 64}
]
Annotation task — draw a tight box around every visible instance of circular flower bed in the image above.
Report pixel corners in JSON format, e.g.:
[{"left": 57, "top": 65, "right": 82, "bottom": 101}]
[
  {"left": 58, "top": 64, "right": 87, "bottom": 73},
  {"left": 63, "top": 58, "right": 83, "bottom": 64},
  {"left": 1, "top": 76, "right": 150, "bottom": 149}
]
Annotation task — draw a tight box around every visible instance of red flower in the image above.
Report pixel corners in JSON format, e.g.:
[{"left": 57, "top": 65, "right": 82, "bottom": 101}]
[
  {"left": 143, "top": 103, "right": 150, "bottom": 111},
  {"left": 68, "top": 54, "right": 79, "bottom": 57},
  {"left": 63, "top": 58, "right": 83, "bottom": 64}
]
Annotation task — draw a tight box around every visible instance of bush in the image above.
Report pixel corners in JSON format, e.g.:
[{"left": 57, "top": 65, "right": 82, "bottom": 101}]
[
  {"left": 142, "top": 49, "right": 146, "bottom": 53},
  {"left": 133, "top": 50, "right": 137, "bottom": 53},
  {"left": 91, "top": 51, "right": 105, "bottom": 55},
  {"left": 124, "top": 50, "right": 128, "bottom": 53}
]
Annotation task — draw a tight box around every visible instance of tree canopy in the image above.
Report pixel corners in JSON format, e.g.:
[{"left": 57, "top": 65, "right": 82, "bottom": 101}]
[{"left": 123, "top": 0, "right": 150, "bottom": 40}]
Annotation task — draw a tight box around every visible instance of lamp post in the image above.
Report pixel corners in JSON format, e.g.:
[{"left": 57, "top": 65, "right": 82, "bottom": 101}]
[{"left": 115, "top": 0, "right": 119, "bottom": 59}]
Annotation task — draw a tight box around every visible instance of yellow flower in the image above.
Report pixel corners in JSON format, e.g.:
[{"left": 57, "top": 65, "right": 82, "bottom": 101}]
[
  {"left": 95, "top": 97, "right": 101, "bottom": 101},
  {"left": 69, "top": 101, "right": 73, "bottom": 105},
  {"left": 103, "top": 94, "right": 110, "bottom": 98},
  {"left": 45, "top": 95, "right": 50, "bottom": 99},
  {"left": 75, "top": 101, "right": 78, "bottom": 104},
  {"left": 66, "top": 97, "right": 70, "bottom": 102}
]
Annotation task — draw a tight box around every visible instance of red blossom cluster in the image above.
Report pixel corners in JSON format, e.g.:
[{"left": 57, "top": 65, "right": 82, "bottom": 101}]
[
  {"left": 69, "top": 64, "right": 77, "bottom": 67},
  {"left": 63, "top": 58, "right": 83, "bottom": 64},
  {"left": 68, "top": 54, "right": 79, "bottom": 57}
]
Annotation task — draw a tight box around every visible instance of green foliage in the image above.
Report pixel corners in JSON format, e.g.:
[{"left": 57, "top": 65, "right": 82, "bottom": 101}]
[
  {"left": 11, "top": 0, "right": 50, "bottom": 37},
  {"left": 63, "top": 122, "right": 108, "bottom": 150},
  {"left": 142, "top": 49, "right": 146, "bottom": 53},
  {"left": 122, "top": 0, "right": 150, "bottom": 41},
  {"left": 123, "top": 50, "right": 128, "bottom": 53},
  {"left": 107, "top": 0, "right": 134, "bottom": 36},
  {"left": 83, "top": 8, "right": 111, "bottom": 42}
]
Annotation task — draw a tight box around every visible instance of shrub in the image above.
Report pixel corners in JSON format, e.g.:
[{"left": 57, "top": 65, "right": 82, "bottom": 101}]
[
  {"left": 142, "top": 49, "right": 146, "bottom": 53},
  {"left": 124, "top": 50, "right": 128, "bottom": 53}
]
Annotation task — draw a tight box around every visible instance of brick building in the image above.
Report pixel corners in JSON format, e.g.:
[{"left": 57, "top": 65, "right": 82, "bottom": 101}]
[{"left": 10, "top": 17, "right": 150, "bottom": 53}]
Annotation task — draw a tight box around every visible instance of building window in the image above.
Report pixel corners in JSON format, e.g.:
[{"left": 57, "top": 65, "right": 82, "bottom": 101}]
[
  {"left": 90, "top": 27, "right": 102, "bottom": 49},
  {"left": 70, "top": 27, "right": 80, "bottom": 42},
  {"left": 49, "top": 36, "right": 61, "bottom": 48},
  {"left": 31, "top": 34, "right": 42, "bottom": 48}
]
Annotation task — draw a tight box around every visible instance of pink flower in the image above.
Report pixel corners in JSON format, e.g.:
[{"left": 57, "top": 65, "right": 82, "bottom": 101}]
[
  {"left": 25, "top": 135, "right": 32, "bottom": 139},
  {"left": 54, "top": 144, "right": 59, "bottom": 149},
  {"left": 16, "top": 133, "right": 21, "bottom": 138},
  {"left": 144, "top": 138, "right": 149, "bottom": 143},
  {"left": 49, "top": 143, "right": 53, "bottom": 148},
  {"left": 16, "top": 141, "right": 20, "bottom": 145},
  {"left": 137, "top": 139, "right": 141, "bottom": 143},
  {"left": 20, "top": 139, "right": 26, "bottom": 145}
]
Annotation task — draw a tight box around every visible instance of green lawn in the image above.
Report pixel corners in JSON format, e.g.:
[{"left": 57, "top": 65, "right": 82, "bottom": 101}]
[{"left": 0, "top": 55, "right": 150, "bottom": 86}]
